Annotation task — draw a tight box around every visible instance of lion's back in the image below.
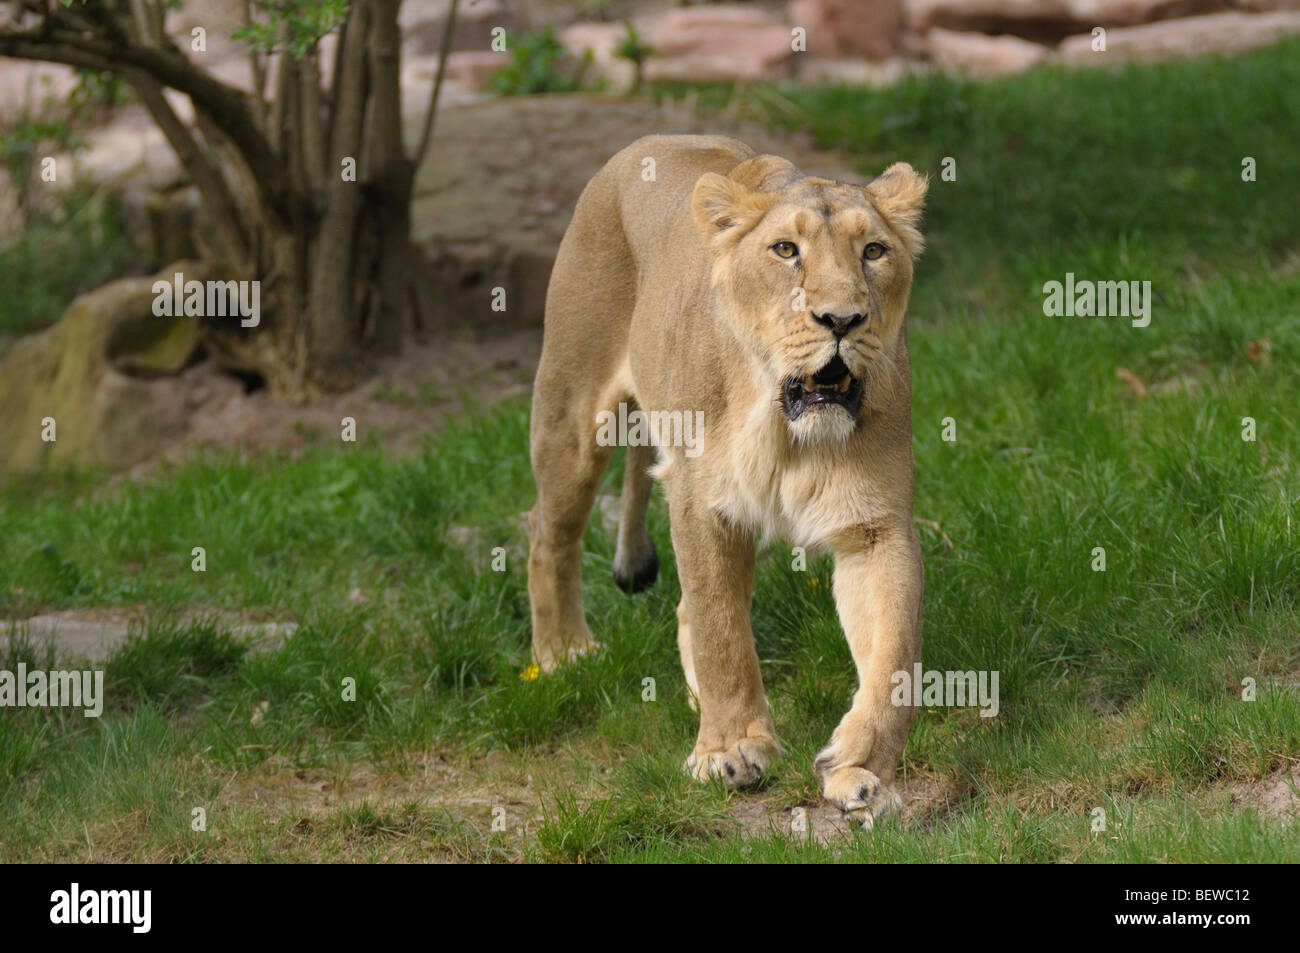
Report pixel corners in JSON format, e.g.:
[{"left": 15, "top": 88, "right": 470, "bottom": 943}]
[{"left": 564, "top": 135, "right": 755, "bottom": 270}]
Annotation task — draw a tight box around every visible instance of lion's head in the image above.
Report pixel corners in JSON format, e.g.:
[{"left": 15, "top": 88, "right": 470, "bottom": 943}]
[{"left": 692, "top": 155, "right": 927, "bottom": 444}]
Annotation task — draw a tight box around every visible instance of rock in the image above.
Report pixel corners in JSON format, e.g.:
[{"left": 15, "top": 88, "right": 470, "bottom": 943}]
[
  {"left": 0, "top": 613, "right": 132, "bottom": 664},
  {"left": 1229, "top": 0, "right": 1300, "bottom": 10},
  {"left": 0, "top": 611, "right": 297, "bottom": 663},
  {"left": 0, "top": 261, "right": 214, "bottom": 477},
  {"left": 561, "top": 22, "right": 625, "bottom": 61},
  {"left": 1059, "top": 10, "right": 1300, "bottom": 63},
  {"left": 795, "top": 56, "right": 920, "bottom": 85},
  {"left": 905, "top": 0, "right": 1231, "bottom": 38},
  {"left": 644, "top": 5, "right": 795, "bottom": 82},
  {"left": 399, "top": 0, "right": 518, "bottom": 56},
  {"left": 560, "top": 22, "right": 637, "bottom": 89},
  {"left": 444, "top": 50, "right": 509, "bottom": 90},
  {"left": 926, "top": 27, "right": 1052, "bottom": 74},
  {"left": 106, "top": 306, "right": 201, "bottom": 378},
  {"left": 789, "top": 0, "right": 904, "bottom": 60}
]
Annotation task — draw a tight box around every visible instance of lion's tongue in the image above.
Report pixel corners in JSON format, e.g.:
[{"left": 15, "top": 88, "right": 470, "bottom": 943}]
[{"left": 805, "top": 372, "right": 852, "bottom": 394}]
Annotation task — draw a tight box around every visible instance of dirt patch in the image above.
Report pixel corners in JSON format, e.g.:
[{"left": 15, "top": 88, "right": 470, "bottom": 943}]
[
  {"left": 113, "top": 327, "right": 542, "bottom": 483},
  {"left": 728, "top": 800, "right": 858, "bottom": 843},
  {"left": 214, "top": 751, "right": 959, "bottom": 855},
  {"left": 226, "top": 754, "right": 536, "bottom": 823},
  {"left": 727, "top": 774, "right": 964, "bottom": 843},
  {"left": 1231, "top": 763, "right": 1300, "bottom": 823},
  {"left": 0, "top": 605, "right": 298, "bottom": 663},
  {"left": 214, "top": 748, "right": 551, "bottom": 862}
]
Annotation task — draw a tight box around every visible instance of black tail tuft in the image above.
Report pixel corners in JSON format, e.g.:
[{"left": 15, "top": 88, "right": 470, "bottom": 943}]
[{"left": 613, "top": 544, "right": 659, "bottom": 594}]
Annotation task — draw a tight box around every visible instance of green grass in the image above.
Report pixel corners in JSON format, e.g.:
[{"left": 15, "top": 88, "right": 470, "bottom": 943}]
[
  {"left": 0, "top": 190, "right": 135, "bottom": 336},
  {"left": 2, "top": 41, "right": 1299, "bottom": 862}
]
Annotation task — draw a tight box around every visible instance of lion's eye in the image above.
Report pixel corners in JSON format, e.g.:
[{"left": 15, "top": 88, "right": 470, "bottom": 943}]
[
  {"left": 863, "top": 242, "right": 887, "bottom": 261},
  {"left": 772, "top": 241, "right": 799, "bottom": 259}
]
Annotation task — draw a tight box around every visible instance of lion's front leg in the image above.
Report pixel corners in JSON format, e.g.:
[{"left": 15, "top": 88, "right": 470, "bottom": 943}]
[
  {"left": 816, "top": 522, "right": 923, "bottom": 825},
  {"left": 669, "top": 489, "right": 780, "bottom": 788}
]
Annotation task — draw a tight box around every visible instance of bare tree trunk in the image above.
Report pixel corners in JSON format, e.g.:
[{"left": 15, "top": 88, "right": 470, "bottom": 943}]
[
  {"left": 364, "top": 0, "right": 414, "bottom": 356},
  {"left": 307, "top": 0, "right": 371, "bottom": 387}
]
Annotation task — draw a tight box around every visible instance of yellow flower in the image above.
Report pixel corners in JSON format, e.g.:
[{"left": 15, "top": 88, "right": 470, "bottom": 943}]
[{"left": 520, "top": 664, "right": 541, "bottom": 682}]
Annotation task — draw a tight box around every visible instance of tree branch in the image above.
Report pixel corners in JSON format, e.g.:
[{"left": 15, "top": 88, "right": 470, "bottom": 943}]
[
  {"left": 0, "top": 23, "right": 294, "bottom": 227},
  {"left": 128, "top": 73, "right": 251, "bottom": 269},
  {"left": 413, "top": 0, "right": 459, "bottom": 170}
]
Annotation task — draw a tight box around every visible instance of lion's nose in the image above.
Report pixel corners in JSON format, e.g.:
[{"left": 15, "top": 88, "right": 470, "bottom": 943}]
[{"left": 811, "top": 311, "right": 865, "bottom": 337}]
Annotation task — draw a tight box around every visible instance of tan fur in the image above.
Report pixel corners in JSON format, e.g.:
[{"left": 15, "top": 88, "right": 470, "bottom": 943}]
[{"left": 527, "top": 135, "right": 927, "bottom": 824}]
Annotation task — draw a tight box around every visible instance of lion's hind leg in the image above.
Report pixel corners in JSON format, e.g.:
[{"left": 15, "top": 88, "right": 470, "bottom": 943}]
[{"left": 527, "top": 381, "right": 616, "bottom": 673}]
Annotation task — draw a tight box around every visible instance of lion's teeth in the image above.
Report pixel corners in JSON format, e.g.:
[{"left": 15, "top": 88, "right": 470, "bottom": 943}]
[
  {"left": 804, "top": 375, "right": 817, "bottom": 390},
  {"left": 840, "top": 374, "right": 852, "bottom": 391}
]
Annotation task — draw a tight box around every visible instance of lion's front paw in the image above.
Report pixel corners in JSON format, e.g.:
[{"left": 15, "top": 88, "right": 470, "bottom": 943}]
[
  {"left": 685, "top": 734, "right": 779, "bottom": 789},
  {"left": 821, "top": 765, "right": 903, "bottom": 828},
  {"left": 533, "top": 639, "right": 602, "bottom": 675}
]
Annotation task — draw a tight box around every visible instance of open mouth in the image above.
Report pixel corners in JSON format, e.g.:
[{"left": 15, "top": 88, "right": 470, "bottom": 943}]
[{"left": 780, "top": 354, "right": 864, "bottom": 422}]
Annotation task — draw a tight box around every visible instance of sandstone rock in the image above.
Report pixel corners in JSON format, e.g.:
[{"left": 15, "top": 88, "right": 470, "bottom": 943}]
[
  {"left": 0, "top": 614, "right": 132, "bottom": 665},
  {"left": 561, "top": 22, "right": 626, "bottom": 62},
  {"left": 1228, "top": 0, "right": 1300, "bottom": 10},
  {"left": 0, "top": 611, "right": 297, "bottom": 663},
  {"left": 560, "top": 22, "right": 637, "bottom": 89},
  {"left": 789, "top": 0, "right": 904, "bottom": 60},
  {"left": 399, "top": 0, "right": 518, "bottom": 56},
  {"left": 444, "top": 50, "right": 508, "bottom": 90},
  {"left": 1060, "top": 10, "right": 1300, "bottom": 63},
  {"left": 795, "top": 56, "right": 921, "bottom": 85},
  {"left": 644, "top": 5, "right": 794, "bottom": 82},
  {"left": 0, "top": 262, "right": 214, "bottom": 477},
  {"left": 106, "top": 297, "right": 202, "bottom": 377},
  {"left": 926, "top": 27, "right": 1052, "bottom": 74},
  {"left": 905, "top": 0, "right": 1230, "bottom": 37},
  {"left": 645, "top": 53, "right": 790, "bottom": 83}
]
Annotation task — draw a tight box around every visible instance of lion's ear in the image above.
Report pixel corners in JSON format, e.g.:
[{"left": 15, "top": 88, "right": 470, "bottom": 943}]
[
  {"left": 865, "top": 162, "right": 928, "bottom": 258},
  {"left": 692, "top": 172, "right": 772, "bottom": 246}
]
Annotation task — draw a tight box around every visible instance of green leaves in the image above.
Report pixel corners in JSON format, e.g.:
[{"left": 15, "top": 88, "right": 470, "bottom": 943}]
[
  {"left": 490, "top": 28, "right": 593, "bottom": 96},
  {"left": 232, "top": 0, "right": 349, "bottom": 58}
]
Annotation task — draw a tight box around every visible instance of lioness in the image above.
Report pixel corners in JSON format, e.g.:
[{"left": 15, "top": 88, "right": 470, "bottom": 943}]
[{"left": 527, "top": 135, "right": 926, "bottom": 823}]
